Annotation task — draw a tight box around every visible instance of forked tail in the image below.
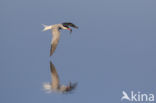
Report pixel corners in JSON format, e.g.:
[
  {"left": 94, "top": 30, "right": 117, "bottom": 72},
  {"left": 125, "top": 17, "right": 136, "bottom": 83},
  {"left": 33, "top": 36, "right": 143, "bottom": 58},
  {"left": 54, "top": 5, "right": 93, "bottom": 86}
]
[{"left": 42, "top": 24, "right": 52, "bottom": 31}]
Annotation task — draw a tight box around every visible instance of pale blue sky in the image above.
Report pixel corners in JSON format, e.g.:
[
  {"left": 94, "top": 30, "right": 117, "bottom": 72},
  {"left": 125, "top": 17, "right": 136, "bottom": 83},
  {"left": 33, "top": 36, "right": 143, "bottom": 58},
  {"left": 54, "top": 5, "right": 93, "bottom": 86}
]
[{"left": 0, "top": 0, "right": 156, "bottom": 103}]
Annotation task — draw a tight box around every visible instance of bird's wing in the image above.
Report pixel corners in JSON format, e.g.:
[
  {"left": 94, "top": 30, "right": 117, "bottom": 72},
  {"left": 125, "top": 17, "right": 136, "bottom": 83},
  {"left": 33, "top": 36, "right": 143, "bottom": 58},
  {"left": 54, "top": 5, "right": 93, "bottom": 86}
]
[
  {"left": 50, "top": 61, "right": 60, "bottom": 89},
  {"left": 50, "top": 28, "right": 60, "bottom": 56}
]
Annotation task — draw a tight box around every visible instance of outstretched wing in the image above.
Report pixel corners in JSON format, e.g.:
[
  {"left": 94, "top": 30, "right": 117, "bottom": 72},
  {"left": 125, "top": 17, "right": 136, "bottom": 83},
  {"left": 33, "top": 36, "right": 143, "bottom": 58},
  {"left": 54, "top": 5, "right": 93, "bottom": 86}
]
[
  {"left": 50, "top": 61, "right": 60, "bottom": 89},
  {"left": 62, "top": 22, "right": 78, "bottom": 29},
  {"left": 50, "top": 28, "right": 60, "bottom": 56}
]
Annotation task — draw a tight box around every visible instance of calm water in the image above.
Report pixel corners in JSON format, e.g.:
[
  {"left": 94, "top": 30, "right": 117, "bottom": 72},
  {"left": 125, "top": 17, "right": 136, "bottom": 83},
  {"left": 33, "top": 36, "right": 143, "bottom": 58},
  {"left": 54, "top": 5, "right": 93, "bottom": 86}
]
[{"left": 0, "top": 0, "right": 156, "bottom": 103}]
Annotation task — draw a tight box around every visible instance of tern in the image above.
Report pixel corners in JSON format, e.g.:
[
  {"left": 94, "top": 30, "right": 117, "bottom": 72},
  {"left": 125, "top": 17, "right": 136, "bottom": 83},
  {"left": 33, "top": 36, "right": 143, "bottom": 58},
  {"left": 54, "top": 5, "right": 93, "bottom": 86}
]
[
  {"left": 42, "top": 22, "right": 78, "bottom": 56},
  {"left": 43, "top": 61, "right": 77, "bottom": 93}
]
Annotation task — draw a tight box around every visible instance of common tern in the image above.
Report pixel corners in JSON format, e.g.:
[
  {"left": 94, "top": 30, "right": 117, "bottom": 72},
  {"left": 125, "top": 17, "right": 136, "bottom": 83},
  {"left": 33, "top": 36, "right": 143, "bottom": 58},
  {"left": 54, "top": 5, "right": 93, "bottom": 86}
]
[{"left": 42, "top": 22, "right": 78, "bottom": 56}]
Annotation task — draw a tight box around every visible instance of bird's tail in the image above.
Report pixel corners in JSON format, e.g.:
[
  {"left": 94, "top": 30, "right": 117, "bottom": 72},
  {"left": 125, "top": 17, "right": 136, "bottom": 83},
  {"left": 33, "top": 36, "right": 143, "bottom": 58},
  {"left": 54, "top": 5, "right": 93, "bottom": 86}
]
[
  {"left": 43, "top": 82, "right": 52, "bottom": 93},
  {"left": 42, "top": 24, "right": 52, "bottom": 31}
]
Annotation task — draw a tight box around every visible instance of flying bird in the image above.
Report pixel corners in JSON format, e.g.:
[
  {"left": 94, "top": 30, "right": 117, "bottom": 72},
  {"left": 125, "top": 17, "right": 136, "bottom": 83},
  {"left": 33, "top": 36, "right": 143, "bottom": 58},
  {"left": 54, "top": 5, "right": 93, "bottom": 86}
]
[
  {"left": 42, "top": 22, "right": 78, "bottom": 56},
  {"left": 43, "top": 61, "right": 77, "bottom": 93}
]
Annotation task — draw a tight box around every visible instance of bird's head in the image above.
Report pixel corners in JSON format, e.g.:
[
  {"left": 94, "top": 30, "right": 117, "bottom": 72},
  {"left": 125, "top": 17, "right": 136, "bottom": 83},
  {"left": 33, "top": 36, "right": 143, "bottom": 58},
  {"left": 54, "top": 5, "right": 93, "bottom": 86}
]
[
  {"left": 65, "top": 82, "right": 78, "bottom": 92},
  {"left": 62, "top": 22, "right": 78, "bottom": 33}
]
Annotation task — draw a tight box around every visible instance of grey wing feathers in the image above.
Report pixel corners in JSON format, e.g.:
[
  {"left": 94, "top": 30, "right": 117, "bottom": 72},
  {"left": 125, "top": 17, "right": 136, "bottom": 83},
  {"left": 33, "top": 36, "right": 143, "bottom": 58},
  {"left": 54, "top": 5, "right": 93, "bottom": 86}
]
[
  {"left": 50, "top": 40, "right": 58, "bottom": 56},
  {"left": 50, "top": 29, "right": 60, "bottom": 56}
]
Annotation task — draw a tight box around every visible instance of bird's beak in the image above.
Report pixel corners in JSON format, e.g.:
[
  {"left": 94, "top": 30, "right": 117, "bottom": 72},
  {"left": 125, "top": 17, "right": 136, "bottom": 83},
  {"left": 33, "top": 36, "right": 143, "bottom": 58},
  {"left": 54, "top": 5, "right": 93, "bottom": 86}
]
[{"left": 67, "top": 28, "right": 72, "bottom": 34}]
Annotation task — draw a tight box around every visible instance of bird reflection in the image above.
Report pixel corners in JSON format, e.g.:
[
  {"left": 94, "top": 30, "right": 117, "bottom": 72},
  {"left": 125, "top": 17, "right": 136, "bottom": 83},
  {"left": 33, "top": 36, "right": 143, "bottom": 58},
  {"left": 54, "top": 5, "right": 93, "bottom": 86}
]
[{"left": 43, "top": 61, "right": 77, "bottom": 93}]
